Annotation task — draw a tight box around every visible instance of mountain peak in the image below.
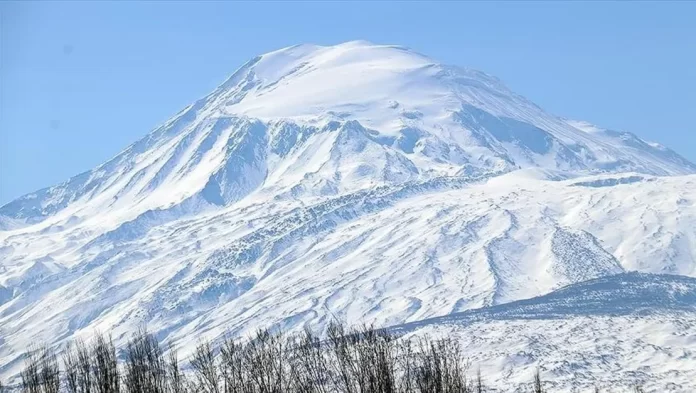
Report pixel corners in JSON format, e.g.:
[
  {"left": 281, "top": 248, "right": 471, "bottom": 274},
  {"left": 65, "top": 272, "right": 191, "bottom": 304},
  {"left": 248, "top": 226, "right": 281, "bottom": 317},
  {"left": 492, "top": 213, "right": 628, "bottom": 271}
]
[
  {"left": 1, "top": 42, "right": 694, "bottom": 226},
  {"left": 271, "top": 40, "right": 382, "bottom": 54},
  {"left": 209, "top": 40, "right": 525, "bottom": 140},
  {"left": 221, "top": 40, "right": 442, "bottom": 125}
]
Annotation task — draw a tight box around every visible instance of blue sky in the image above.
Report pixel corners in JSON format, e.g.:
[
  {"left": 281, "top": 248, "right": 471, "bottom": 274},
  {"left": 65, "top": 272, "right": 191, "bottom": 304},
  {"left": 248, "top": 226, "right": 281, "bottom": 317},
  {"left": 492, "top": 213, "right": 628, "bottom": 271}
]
[{"left": 2, "top": 1, "right": 695, "bottom": 205}]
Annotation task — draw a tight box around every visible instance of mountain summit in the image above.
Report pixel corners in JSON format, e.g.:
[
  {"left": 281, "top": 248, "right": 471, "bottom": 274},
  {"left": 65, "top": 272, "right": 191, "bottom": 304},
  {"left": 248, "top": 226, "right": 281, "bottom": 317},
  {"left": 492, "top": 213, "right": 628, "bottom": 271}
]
[
  {"left": 2, "top": 41, "right": 693, "bottom": 226},
  {"left": 1, "top": 42, "right": 696, "bottom": 388}
]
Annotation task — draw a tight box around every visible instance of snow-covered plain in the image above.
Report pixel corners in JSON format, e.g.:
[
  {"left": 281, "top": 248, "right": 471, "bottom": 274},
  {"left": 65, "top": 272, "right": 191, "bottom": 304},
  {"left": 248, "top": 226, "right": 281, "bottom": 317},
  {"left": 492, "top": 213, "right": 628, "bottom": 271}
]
[{"left": 1, "top": 41, "right": 695, "bottom": 390}]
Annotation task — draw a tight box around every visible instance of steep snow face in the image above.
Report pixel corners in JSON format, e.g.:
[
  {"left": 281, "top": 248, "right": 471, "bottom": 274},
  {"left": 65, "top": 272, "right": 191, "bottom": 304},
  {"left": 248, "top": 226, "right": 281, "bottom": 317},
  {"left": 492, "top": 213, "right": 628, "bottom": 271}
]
[{"left": 1, "top": 42, "right": 696, "bottom": 386}]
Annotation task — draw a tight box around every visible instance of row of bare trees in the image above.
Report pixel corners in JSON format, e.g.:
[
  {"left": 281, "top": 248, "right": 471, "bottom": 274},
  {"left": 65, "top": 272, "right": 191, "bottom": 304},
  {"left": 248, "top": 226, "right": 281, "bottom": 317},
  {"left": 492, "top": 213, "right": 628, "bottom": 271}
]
[
  {"left": 185, "top": 323, "right": 485, "bottom": 393},
  {"left": 6, "top": 323, "right": 554, "bottom": 393}
]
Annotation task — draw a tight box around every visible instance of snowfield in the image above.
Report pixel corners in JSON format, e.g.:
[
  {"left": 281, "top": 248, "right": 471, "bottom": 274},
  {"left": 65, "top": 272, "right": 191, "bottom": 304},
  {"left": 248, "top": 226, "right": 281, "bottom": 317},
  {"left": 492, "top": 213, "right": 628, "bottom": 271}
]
[
  {"left": 395, "top": 273, "right": 696, "bottom": 392},
  {"left": 1, "top": 41, "right": 695, "bottom": 391}
]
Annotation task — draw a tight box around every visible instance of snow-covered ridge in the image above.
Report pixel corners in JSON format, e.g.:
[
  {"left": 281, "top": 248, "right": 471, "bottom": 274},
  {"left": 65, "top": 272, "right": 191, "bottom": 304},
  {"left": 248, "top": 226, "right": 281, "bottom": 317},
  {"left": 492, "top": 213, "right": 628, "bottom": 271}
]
[
  {"left": 394, "top": 272, "right": 696, "bottom": 330},
  {"left": 394, "top": 273, "right": 696, "bottom": 392}
]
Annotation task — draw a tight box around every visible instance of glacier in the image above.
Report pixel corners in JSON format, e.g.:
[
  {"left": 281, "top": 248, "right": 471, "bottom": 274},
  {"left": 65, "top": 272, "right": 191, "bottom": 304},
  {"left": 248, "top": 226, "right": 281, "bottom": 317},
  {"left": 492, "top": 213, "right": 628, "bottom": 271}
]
[{"left": 1, "top": 41, "right": 695, "bottom": 391}]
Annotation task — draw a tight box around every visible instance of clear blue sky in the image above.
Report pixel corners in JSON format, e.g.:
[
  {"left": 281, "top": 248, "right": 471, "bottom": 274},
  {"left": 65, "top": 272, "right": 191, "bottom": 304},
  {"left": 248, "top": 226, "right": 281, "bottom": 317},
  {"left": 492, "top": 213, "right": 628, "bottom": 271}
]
[{"left": 2, "top": 1, "right": 695, "bottom": 205}]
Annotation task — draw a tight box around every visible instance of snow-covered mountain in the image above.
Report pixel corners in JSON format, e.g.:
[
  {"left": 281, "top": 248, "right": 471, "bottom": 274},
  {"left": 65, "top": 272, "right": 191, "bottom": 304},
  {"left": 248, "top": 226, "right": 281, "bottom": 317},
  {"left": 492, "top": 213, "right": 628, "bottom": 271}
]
[
  {"left": 1, "top": 41, "right": 695, "bottom": 389},
  {"left": 2, "top": 41, "right": 694, "bottom": 226}
]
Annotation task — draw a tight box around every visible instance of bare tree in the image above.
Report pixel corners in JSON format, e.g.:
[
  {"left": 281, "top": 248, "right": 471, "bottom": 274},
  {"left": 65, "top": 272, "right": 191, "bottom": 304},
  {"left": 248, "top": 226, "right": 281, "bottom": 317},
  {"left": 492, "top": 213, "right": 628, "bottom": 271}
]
[
  {"left": 359, "top": 326, "right": 399, "bottom": 393},
  {"left": 326, "top": 321, "right": 356, "bottom": 393},
  {"left": 39, "top": 346, "right": 60, "bottom": 393},
  {"left": 412, "top": 337, "right": 470, "bottom": 393},
  {"left": 243, "top": 329, "right": 288, "bottom": 393},
  {"left": 20, "top": 345, "right": 42, "bottom": 393},
  {"left": 166, "top": 344, "right": 186, "bottom": 393},
  {"left": 533, "top": 368, "right": 543, "bottom": 393},
  {"left": 474, "top": 369, "right": 483, "bottom": 393},
  {"left": 190, "top": 341, "right": 220, "bottom": 393},
  {"left": 326, "top": 322, "right": 427, "bottom": 393},
  {"left": 92, "top": 333, "right": 120, "bottom": 393},
  {"left": 123, "top": 328, "right": 166, "bottom": 393},
  {"left": 397, "top": 338, "right": 416, "bottom": 393},
  {"left": 219, "top": 335, "right": 251, "bottom": 393},
  {"left": 63, "top": 343, "right": 80, "bottom": 393},
  {"left": 76, "top": 339, "right": 93, "bottom": 393},
  {"left": 287, "top": 328, "right": 331, "bottom": 393}
]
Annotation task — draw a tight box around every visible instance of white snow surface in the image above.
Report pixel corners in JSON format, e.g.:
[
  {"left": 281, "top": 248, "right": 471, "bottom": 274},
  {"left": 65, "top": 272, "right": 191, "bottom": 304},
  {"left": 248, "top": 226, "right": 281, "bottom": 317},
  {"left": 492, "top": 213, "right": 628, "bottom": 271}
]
[
  {"left": 1, "top": 41, "right": 696, "bottom": 389},
  {"left": 394, "top": 273, "right": 696, "bottom": 392}
]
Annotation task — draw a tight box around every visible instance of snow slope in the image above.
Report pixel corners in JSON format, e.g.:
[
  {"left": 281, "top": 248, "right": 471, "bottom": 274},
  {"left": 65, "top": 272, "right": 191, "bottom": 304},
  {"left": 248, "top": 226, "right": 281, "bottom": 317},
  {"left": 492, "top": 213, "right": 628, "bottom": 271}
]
[
  {"left": 394, "top": 273, "right": 696, "bottom": 392},
  {"left": 1, "top": 41, "right": 695, "bottom": 388}
]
